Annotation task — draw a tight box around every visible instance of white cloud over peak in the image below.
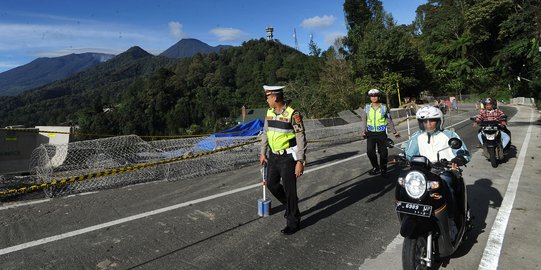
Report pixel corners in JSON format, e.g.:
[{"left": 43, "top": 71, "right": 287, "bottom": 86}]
[
  {"left": 168, "top": 21, "right": 187, "bottom": 39},
  {"left": 210, "top": 27, "right": 247, "bottom": 42},
  {"left": 301, "top": 15, "right": 335, "bottom": 29},
  {"left": 34, "top": 47, "right": 124, "bottom": 57}
]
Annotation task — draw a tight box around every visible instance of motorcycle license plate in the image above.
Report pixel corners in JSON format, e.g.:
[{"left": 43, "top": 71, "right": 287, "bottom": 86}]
[{"left": 395, "top": 201, "right": 432, "bottom": 218}]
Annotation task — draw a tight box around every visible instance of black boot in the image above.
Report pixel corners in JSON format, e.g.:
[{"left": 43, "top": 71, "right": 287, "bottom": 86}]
[
  {"left": 369, "top": 167, "right": 381, "bottom": 175},
  {"left": 381, "top": 167, "right": 388, "bottom": 177}
]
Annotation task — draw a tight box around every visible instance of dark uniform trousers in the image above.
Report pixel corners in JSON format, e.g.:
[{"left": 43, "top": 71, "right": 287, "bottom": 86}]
[
  {"left": 366, "top": 131, "right": 388, "bottom": 171},
  {"left": 267, "top": 152, "right": 300, "bottom": 229},
  {"left": 440, "top": 170, "right": 466, "bottom": 220}
]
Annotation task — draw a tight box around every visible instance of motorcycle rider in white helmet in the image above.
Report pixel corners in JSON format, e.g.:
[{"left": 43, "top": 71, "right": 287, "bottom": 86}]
[{"left": 403, "top": 106, "right": 471, "bottom": 218}]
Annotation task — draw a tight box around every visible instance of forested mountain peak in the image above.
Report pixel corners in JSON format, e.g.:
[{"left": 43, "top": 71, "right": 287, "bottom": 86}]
[
  {"left": 114, "top": 46, "right": 152, "bottom": 60},
  {"left": 160, "top": 38, "right": 232, "bottom": 58}
]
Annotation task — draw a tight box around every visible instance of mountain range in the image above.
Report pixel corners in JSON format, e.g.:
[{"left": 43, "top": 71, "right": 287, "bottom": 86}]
[
  {"left": 0, "top": 38, "right": 314, "bottom": 136},
  {"left": 0, "top": 53, "right": 114, "bottom": 96},
  {"left": 0, "top": 39, "right": 232, "bottom": 96}
]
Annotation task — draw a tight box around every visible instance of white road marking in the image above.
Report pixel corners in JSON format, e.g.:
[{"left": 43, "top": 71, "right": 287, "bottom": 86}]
[
  {"left": 478, "top": 109, "right": 535, "bottom": 270},
  {"left": 0, "top": 116, "right": 475, "bottom": 256},
  {"left": 0, "top": 146, "right": 369, "bottom": 256},
  {"left": 0, "top": 184, "right": 258, "bottom": 256},
  {"left": 0, "top": 199, "right": 51, "bottom": 211}
]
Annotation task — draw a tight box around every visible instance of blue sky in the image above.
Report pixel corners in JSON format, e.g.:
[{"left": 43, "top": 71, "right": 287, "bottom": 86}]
[{"left": 0, "top": 0, "right": 426, "bottom": 73}]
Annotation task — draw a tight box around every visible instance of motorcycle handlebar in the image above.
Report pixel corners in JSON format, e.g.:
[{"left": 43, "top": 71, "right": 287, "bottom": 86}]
[{"left": 479, "top": 120, "right": 502, "bottom": 126}]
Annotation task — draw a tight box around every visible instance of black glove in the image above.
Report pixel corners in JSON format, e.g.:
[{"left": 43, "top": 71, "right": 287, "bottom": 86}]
[{"left": 451, "top": 156, "right": 467, "bottom": 166}]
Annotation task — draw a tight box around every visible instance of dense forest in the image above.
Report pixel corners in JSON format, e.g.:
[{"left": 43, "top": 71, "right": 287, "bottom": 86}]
[{"left": 0, "top": 0, "right": 539, "bottom": 137}]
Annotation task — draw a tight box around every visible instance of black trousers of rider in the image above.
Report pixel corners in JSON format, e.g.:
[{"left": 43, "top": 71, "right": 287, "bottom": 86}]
[
  {"left": 267, "top": 152, "right": 300, "bottom": 229},
  {"left": 366, "top": 131, "right": 388, "bottom": 171},
  {"left": 440, "top": 170, "right": 465, "bottom": 219}
]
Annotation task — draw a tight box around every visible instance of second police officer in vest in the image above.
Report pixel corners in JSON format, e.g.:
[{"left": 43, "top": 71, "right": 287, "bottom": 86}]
[
  {"left": 259, "top": 85, "right": 307, "bottom": 235},
  {"left": 359, "top": 89, "right": 400, "bottom": 177}
]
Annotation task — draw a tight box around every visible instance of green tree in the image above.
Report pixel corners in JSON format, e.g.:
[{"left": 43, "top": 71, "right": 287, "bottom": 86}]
[
  {"left": 319, "top": 48, "right": 357, "bottom": 113},
  {"left": 308, "top": 34, "right": 322, "bottom": 57}
]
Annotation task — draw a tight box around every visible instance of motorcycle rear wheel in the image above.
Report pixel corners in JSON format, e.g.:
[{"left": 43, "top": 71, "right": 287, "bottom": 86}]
[{"left": 403, "top": 236, "right": 429, "bottom": 270}]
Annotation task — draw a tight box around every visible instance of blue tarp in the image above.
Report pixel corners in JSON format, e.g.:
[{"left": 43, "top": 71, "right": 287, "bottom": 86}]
[
  {"left": 213, "top": 119, "right": 264, "bottom": 137},
  {"left": 195, "top": 119, "right": 264, "bottom": 151}
]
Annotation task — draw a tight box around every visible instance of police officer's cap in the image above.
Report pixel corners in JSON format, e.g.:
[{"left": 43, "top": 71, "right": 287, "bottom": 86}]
[
  {"left": 263, "top": 85, "right": 285, "bottom": 95},
  {"left": 368, "top": 88, "right": 382, "bottom": 96}
]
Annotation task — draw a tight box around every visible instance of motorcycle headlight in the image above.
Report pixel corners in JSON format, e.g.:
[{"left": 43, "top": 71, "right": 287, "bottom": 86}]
[{"left": 404, "top": 171, "right": 427, "bottom": 199}]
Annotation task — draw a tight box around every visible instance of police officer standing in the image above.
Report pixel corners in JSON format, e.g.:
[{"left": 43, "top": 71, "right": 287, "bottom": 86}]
[
  {"left": 359, "top": 89, "right": 400, "bottom": 177},
  {"left": 259, "top": 85, "right": 306, "bottom": 235}
]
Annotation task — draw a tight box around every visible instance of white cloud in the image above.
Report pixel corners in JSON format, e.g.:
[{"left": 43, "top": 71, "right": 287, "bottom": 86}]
[
  {"left": 324, "top": 32, "right": 346, "bottom": 46},
  {"left": 210, "top": 27, "right": 247, "bottom": 42},
  {"left": 34, "top": 48, "right": 124, "bottom": 57},
  {"left": 168, "top": 21, "right": 187, "bottom": 39},
  {"left": 0, "top": 23, "right": 152, "bottom": 48},
  {"left": 0, "top": 23, "right": 168, "bottom": 56},
  {"left": 0, "top": 61, "right": 20, "bottom": 69},
  {"left": 301, "top": 15, "right": 336, "bottom": 29},
  {"left": 11, "top": 11, "right": 100, "bottom": 24},
  {"left": 0, "top": 19, "right": 173, "bottom": 72}
]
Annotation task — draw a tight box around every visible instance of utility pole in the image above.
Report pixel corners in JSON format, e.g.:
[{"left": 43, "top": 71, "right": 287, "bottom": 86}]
[
  {"left": 396, "top": 80, "right": 402, "bottom": 107},
  {"left": 293, "top": 28, "right": 299, "bottom": 50}
]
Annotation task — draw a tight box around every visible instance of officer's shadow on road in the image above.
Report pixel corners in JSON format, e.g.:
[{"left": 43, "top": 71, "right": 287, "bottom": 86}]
[
  {"left": 299, "top": 168, "right": 398, "bottom": 230},
  {"left": 452, "top": 178, "right": 503, "bottom": 258}
]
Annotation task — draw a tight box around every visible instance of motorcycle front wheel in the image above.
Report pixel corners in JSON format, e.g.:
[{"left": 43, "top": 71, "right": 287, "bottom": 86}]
[
  {"left": 488, "top": 147, "right": 498, "bottom": 168},
  {"left": 403, "top": 236, "right": 429, "bottom": 270}
]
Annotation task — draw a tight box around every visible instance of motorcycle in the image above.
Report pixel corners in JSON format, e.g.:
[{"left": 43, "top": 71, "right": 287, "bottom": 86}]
[
  {"left": 438, "top": 103, "right": 447, "bottom": 115},
  {"left": 388, "top": 138, "right": 471, "bottom": 269},
  {"left": 478, "top": 120, "right": 507, "bottom": 168}
]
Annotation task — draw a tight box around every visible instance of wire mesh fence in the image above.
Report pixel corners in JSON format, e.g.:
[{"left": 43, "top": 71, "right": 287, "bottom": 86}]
[
  {"left": 6, "top": 108, "right": 416, "bottom": 198},
  {"left": 28, "top": 135, "right": 261, "bottom": 197}
]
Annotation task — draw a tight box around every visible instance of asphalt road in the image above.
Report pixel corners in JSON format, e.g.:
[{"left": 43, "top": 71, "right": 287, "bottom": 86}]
[{"left": 1, "top": 104, "right": 539, "bottom": 270}]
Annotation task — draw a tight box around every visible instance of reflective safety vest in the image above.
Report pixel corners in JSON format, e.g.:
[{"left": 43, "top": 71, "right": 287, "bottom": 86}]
[
  {"left": 266, "top": 106, "right": 297, "bottom": 152},
  {"left": 365, "top": 104, "right": 388, "bottom": 132}
]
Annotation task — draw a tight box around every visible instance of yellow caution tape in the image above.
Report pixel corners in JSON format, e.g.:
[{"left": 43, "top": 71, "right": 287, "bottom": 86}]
[
  {"left": 0, "top": 140, "right": 258, "bottom": 197},
  {"left": 0, "top": 128, "right": 255, "bottom": 140}
]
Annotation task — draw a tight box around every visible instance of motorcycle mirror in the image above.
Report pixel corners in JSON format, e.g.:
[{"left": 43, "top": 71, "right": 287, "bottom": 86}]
[
  {"left": 448, "top": 138, "right": 462, "bottom": 149},
  {"left": 386, "top": 138, "right": 395, "bottom": 148}
]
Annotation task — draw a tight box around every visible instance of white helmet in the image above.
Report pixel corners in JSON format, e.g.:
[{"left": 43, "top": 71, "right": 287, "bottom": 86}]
[
  {"left": 416, "top": 106, "right": 444, "bottom": 131},
  {"left": 367, "top": 88, "right": 382, "bottom": 96}
]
